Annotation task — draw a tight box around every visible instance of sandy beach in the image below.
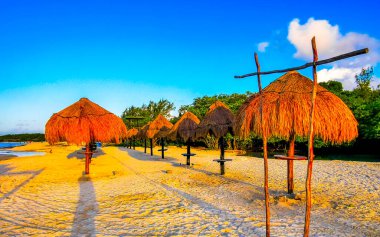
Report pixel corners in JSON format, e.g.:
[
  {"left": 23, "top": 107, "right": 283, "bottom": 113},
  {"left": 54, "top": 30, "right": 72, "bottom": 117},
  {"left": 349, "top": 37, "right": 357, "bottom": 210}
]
[{"left": 0, "top": 142, "right": 378, "bottom": 236}]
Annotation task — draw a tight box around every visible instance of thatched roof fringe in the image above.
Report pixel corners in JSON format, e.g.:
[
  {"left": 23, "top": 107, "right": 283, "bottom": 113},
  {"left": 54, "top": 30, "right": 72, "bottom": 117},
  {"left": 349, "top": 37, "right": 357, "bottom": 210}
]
[
  {"left": 168, "top": 112, "right": 200, "bottom": 141},
  {"left": 234, "top": 71, "right": 358, "bottom": 143},
  {"left": 145, "top": 114, "right": 173, "bottom": 139},
  {"left": 45, "top": 98, "right": 128, "bottom": 145},
  {"left": 196, "top": 100, "right": 235, "bottom": 139}
]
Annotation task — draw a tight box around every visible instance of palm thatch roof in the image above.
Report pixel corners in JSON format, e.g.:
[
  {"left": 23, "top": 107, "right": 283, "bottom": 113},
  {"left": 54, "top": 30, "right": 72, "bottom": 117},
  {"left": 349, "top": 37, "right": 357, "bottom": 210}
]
[
  {"left": 136, "top": 122, "right": 150, "bottom": 139},
  {"left": 235, "top": 71, "right": 358, "bottom": 143},
  {"left": 196, "top": 101, "right": 235, "bottom": 139},
  {"left": 126, "top": 128, "right": 139, "bottom": 139},
  {"left": 45, "top": 97, "right": 127, "bottom": 145},
  {"left": 168, "top": 112, "right": 200, "bottom": 141},
  {"left": 154, "top": 126, "right": 172, "bottom": 139},
  {"left": 145, "top": 114, "right": 173, "bottom": 139}
]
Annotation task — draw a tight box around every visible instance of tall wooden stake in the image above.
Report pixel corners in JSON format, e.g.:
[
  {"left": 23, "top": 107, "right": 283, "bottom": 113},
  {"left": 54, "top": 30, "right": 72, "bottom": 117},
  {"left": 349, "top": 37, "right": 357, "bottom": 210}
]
[
  {"left": 255, "top": 52, "right": 270, "bottom": 237},
  {"left": 144, "top": 139, "right": 147, "bottom": 153},
  {"left": 287, "top": 133, "right": 295, "bottom": 194},
  {"left": 304, "top": 37, "right": 318, "bottom": 237}
]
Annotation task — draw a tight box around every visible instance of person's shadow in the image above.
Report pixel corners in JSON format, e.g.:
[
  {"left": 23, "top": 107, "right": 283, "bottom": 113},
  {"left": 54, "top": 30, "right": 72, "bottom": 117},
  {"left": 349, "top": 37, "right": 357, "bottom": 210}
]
[{"left": 70, "top": 176, "right": 98, "bottom": 237}]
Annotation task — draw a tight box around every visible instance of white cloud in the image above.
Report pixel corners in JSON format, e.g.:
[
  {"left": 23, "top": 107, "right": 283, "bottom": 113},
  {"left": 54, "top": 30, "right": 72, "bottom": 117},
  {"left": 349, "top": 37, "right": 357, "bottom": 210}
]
[
  {"left": 318, "top": 66, "right": 380, "bottom": 90},
  {"left": 287, "top": 18, "right": 380, "bottom": 89},
  {"left": 258, "top": 42, "right": 270, "bottom": 52}
]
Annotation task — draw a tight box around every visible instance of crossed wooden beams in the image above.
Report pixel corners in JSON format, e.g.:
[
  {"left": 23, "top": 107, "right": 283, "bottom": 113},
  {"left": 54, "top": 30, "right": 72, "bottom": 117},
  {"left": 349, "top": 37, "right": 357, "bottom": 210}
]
[{"left": 235, "top": 37, "right": 368, "bottom": 237}]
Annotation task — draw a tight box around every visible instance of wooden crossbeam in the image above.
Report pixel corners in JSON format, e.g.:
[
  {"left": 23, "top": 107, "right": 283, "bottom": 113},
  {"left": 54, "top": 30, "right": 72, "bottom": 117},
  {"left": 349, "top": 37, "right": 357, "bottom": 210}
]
[{"left": 234, "top": 48, "right": 368, "bottom": 78}]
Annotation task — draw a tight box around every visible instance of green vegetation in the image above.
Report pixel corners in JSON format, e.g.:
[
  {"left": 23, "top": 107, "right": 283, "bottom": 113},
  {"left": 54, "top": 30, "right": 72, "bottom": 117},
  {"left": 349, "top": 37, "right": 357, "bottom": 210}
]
[
  {"left": 121, "top": 99, "right": 175, "bottom": 127},
  {"left": 120, "top": 67, "right": 379, "bottom": 156},
  {"left": 318, "top": 67, "right": 379, "bottom": 154},
  {"left": 0, "top": 133, "right": 45, "bottom": 142}
]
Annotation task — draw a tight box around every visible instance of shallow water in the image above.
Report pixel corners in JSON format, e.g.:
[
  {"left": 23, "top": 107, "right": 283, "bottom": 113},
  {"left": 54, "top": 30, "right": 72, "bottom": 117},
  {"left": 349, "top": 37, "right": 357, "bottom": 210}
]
[
  {"left": 0, "top": 150, "right": 45, "bottom": 157},
  {"left": 0, "top": 142, "right": 26, "bottom": 149}
]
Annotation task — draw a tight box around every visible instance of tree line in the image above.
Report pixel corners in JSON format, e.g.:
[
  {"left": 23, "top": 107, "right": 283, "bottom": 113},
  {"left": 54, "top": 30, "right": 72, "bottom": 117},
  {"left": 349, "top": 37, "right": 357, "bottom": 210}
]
[{"left": 121, "top": 67, "right": 379, "bottom": 155}]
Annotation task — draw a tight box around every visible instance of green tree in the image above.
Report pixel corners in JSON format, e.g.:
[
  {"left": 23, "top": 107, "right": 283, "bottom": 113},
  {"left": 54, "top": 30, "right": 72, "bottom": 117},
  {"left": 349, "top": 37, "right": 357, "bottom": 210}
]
[
  {"left": 121, "top": 99, "right": 175, "bottom": 127},
  {"left": 355, "top": 66, "right": 374, "bottom": 90},
  {"left": 319, "top": 80, "right": 343, "bottom": 94}
]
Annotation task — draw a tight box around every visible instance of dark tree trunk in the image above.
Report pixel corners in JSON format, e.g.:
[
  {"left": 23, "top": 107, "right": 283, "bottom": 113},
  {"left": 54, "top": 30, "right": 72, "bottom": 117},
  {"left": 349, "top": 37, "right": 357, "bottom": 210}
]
[{"left": 287, "top": 133, "right": 295, "bottom": 194}]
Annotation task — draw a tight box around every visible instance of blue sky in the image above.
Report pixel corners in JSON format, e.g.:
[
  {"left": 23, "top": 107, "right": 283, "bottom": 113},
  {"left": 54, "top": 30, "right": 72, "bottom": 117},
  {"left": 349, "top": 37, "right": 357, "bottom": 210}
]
[{"left": 1, "top": 0, "right": 379, "bottom": 134}]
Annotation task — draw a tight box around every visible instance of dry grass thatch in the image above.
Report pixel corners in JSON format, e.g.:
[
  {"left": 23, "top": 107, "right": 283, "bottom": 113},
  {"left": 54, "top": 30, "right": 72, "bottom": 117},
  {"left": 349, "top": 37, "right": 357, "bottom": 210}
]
[
  {"left": 196, "top": 101, "right": 235, "bottom": 139},
  {"left": 45, "top": 98, "right": 127, "bottom": 145},
  {"left": 145, "top": 114, "right": 173, "bottom": 139},
  {"left": 126, "top": 128, "right": 139, "bottom": 139},
  {"left": 154, "top": 126, "right": 172, "bottom": 139},
  {"left": 234, "top": 71, "right": 358, "bottom": 143},
  {"left": 168, "top": 112, "right": 200, "bottom": 141},
  {"left": 136, "top": 122, "right": 150, "bottom": 139}
]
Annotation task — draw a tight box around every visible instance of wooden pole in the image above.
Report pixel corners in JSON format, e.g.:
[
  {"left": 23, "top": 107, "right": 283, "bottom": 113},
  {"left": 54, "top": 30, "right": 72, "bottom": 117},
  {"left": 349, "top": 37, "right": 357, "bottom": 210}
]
[
  {"left": 304, "top": 37, "right": 318, "bottom": 237},
  {"left": 144, "top": 139, "right": 147, "bottom": 153},
  {"left": 220, "top": 136, "right": 225, "bottom": 175},
  {"left": 150, "top": 138, "right": 153, "bottom": 156},
  {"left": 133, "top": 138, "right": 135, "bottom": 150},
  {"left": 287, "top": 133, "right": 295, "bottom": 194},
  {"left": 255, "top": 52, "right": 270, "bottom": 237},
  {"left": 235, "top": 48, "right": 368, "bottom": 78},
  {"left": 85, "top": 144, "right": 90, "bottom": 175},
  {"left": 186, "top": 141, "right": 191, "bottom": 166},
  {"left": 161, "top": 138, "right": 165, "bottom": 159}
]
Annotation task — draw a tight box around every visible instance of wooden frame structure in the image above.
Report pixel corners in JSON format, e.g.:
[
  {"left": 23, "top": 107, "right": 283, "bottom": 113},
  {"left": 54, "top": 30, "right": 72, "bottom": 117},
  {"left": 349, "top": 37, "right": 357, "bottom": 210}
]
[{"left": 235, "top": 38, "right": 368, "bottom": 237}]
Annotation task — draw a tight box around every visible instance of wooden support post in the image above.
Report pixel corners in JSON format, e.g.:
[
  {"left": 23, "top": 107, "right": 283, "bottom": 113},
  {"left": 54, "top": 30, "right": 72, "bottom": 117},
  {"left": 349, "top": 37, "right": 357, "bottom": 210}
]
[
  {"left": 150, "top": 138, "right": 153, "bottom": 156},
  {"left": 133, "top": 138, "right": 135, "bottom": 150},
  {"left": 220, "top": 136, "right": 225, "bottom": 175},
  {"left": 287, "top": 133, "right": 295, "bottom": 194},
  {"left": 255, "top": 52, "right": 270, "bottom": 237},
  {"left": 144, "top": 139, "right": 147, "bottom": 153},
  {"left": 304, "top": 37, "right": 318, "bottom": 237},
  {"left": 186, "top": 142, "right": 191, "bottom": 166},
  {"left": 85, "top": 144, "right": 90, "bottom": 175},
  {"left": 161, "top": 138, "right": 165, "bottom": 159}
]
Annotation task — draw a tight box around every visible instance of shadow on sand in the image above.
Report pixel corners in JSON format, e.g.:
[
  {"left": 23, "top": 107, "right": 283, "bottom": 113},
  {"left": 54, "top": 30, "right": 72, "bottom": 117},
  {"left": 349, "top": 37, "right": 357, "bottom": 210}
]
[
  {"left": 119, "top": 147, "right": 280, "bottom": 198},
  {"left": 71, "top": 176, "right": 98, "bottom": 237},
  {"left": 67, "top": 149, "right": 105, "bottom": 159},
  {"left": 0, "top": 164, "right": 45, "bottom": 203}
]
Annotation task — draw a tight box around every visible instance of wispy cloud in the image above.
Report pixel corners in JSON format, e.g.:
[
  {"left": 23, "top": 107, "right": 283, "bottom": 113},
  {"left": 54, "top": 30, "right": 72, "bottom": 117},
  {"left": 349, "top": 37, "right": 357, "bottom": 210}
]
[
  {"left": 287, "top": 18, "right": 380, "bottom": 89},
  {"left": 258, "top": 42, "right": 270, "bottom": 52}
]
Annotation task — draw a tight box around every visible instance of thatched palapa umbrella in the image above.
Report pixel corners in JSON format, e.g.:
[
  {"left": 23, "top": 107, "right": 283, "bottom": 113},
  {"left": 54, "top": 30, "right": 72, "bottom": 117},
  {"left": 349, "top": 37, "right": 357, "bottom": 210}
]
[
  {"left": 145, "top": 114, "right": 173, "bottom": 158},
  {"left": 45, "top": 97, "right": 128, "bottom": 174},
  {"left": 196, "top": 101, "right": 234, "bottom": 175},
  {"left": 168, "top": 112, "right": 200, "bottom": 165},
  {"left": 126, "top": 128, "right": 138, "bottom": 149},
  {"left": 235, "top": 71, "right": 358, "bottom": 193}
]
